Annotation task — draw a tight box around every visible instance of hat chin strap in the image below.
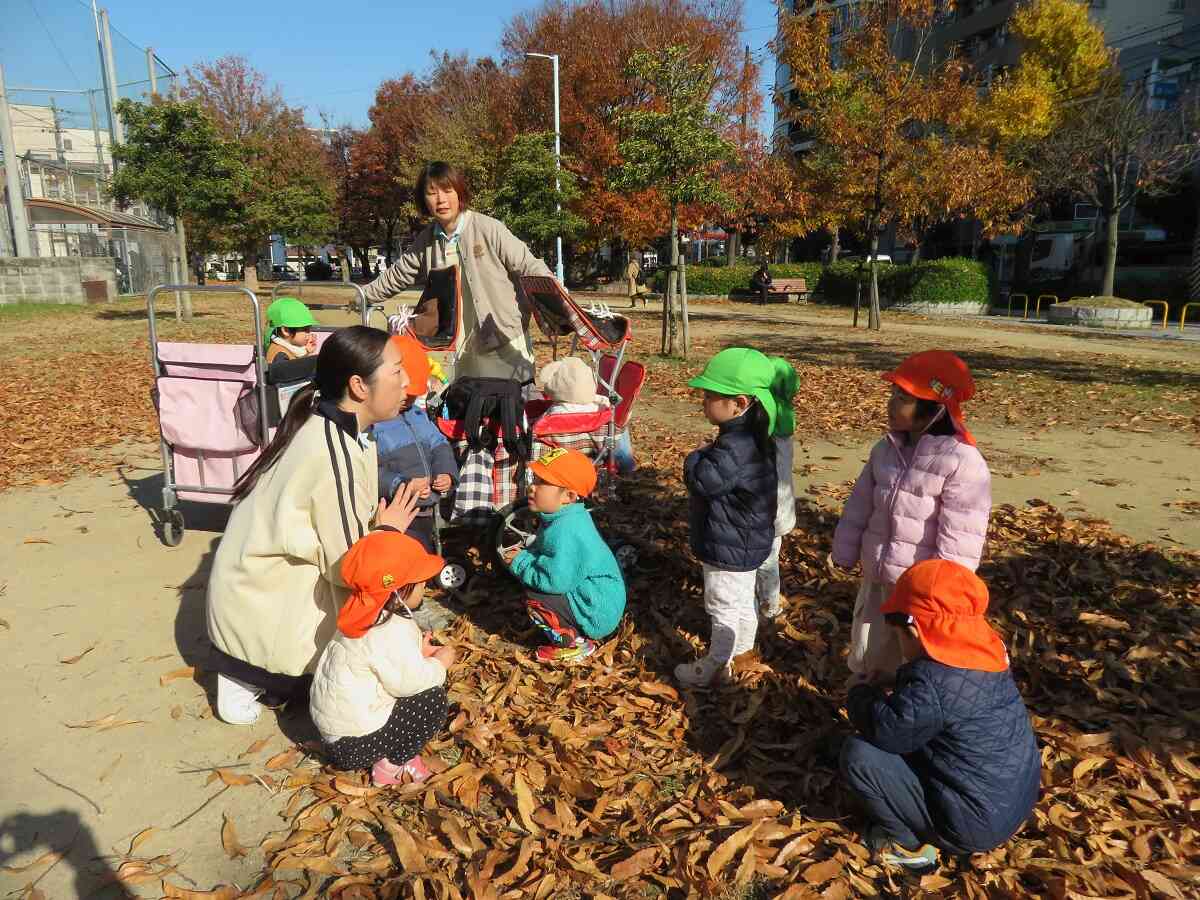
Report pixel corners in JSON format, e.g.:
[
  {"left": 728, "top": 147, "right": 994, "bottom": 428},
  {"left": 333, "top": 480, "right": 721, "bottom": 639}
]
[{"left": 914, "top": 403, "right": 948, "bottom": 437}]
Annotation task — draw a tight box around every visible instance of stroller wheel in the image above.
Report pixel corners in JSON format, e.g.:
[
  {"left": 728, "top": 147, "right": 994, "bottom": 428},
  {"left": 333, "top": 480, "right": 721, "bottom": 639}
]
[
  {"left": 162, "top": 510, "right": 185, "bottom": 547},
  {"left": 489, "top": 498, "right": 539, "bottom": 570},
  {"left": 437, "top": 561, "right": 469, "bottom": 591},
  {"left": 612, "top": 542, "right": 639, "bottom": 572}
]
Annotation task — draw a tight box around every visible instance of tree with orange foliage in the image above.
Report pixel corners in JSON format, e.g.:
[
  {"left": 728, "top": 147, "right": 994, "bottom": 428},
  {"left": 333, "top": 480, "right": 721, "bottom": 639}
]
[
  {"left": 778, "top": 1, "right": 1029, "bottom": 329},
  {"left": 501, "top": 0, "right": 744, "bottom": 268},
  {"left": 182, "top": 56, "right": 333, "bottom": 290}
]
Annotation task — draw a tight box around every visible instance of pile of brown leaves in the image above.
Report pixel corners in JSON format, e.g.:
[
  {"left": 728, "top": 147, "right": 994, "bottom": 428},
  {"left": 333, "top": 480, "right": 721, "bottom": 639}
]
[{"left": 154, "top": 425, "right": 1199, "bottom": 900}]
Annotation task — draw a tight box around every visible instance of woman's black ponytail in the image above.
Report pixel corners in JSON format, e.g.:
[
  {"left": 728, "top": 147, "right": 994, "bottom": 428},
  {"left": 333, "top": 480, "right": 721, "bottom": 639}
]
[{"left": 231, "top": 326, "right": 390, "bottom": 502}]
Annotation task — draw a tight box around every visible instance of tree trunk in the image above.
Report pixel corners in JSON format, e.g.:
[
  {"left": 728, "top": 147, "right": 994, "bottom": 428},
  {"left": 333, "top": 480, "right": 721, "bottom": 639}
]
[
  {"left": 355, "top": 245, "right": 370, "bottom": 280},
  {"left": 340, "top": 249, "right": 352, "bottom": 284},
  {"left": 1102, "top": 205, "right": 1120, "bottom": 297},
  {"left": 385, "top": 222, "right": 397, "bottom": 267},
  {"left": 663, "top": 207, "right": 679, "bottom": 356},
  {"left": 243, "top": 246, "right": 260, "bottom": 292},
  {"left": 174, "top": 216, "right": 193, "bottom": 320},
  {"left": 868, "top": 230, "right": 882, "bottom": 331},
  {"left": 726, "top": 230, "right": 740, "bottom": 266},
  {"left": 853, "top": 262, "right": 863, "bottom": 328},
  {"left": 828, "top": 225, "right": 840, "bottom": 263},
  {"left": 680, "top": 242, "right": 690, "bottom": 358}
]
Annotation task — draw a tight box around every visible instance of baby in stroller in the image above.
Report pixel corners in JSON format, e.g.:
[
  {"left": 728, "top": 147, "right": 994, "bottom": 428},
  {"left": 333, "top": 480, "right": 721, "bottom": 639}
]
[
  {"left": 534, "top": 357, "right": 610, "bottom": 418},
  {"left": 373, "top": 335, "right": 459, "bottom": 554}
]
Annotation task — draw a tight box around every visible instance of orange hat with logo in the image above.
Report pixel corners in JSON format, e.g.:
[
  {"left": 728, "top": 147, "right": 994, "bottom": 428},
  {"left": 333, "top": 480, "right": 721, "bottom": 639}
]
[
  {"left": 390, "top": 334, "right": 431, "bottom": 398},
  {"left": 882, "top": 350, "right": 977, "bottom": 447},
  {"left": 337, "top": 531, "right": 444, "bottom": 638},
  {"left": 529, "top": 448, "right": 597, "bottom": 498},
  {"left": 882, "top": 559, "right": 1008, "bottom": 672}
]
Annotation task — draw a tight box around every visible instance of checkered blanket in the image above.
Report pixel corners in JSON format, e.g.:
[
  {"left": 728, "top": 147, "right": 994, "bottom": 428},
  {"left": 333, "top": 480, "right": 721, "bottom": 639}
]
[{"left": 449, "top": 437, "right": 526, "bottom": 526}]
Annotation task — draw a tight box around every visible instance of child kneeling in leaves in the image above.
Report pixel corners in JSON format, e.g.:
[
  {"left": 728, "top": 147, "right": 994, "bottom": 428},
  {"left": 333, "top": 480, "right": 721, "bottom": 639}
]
[
  {"left": 503, "top": 448, "right": 626, "bottom": 663},
  {"left": 310, "top": 531, "right": 456, "bottom": 786},
  {"left": 841, "top": 559, "right": 1039, "bottom": 873}
]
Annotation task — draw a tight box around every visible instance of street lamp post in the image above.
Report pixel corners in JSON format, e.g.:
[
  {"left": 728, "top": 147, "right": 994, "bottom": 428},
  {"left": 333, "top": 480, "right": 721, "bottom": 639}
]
[{"left": 525, "top": 51, "right": 565, "bottom": 285}]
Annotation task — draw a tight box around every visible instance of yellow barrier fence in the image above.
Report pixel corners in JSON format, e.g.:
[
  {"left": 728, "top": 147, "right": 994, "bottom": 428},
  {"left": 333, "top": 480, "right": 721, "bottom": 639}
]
[
  {"left": 1181, "top": 302, "right": 1200, "bottom": 331},
  {"left": 1142, "top": 301, "right": 1168, "bottom": 329},
  {"left": 1035, "top": 294, "right": 1057, "bottom": 317}
]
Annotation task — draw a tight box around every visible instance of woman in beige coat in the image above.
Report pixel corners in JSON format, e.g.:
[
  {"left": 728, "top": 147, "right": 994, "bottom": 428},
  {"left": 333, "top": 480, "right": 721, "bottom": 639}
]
[
  {"left": 206, "top": 327, "right": 422, "bottom": 725},
  {"left": 364, "top": 162, "right": 555, "bottom": 382}
]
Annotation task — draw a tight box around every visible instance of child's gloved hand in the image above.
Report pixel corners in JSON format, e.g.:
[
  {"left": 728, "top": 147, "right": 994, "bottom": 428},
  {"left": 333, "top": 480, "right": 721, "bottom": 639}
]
[{"left": 431, "top": 474, "right": 452, "bottom": 493}]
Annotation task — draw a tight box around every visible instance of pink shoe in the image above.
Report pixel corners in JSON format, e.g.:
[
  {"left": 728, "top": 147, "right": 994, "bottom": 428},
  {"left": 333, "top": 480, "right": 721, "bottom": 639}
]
[{"left": 371, "top": 755, "right": 433, "bottom": 786}]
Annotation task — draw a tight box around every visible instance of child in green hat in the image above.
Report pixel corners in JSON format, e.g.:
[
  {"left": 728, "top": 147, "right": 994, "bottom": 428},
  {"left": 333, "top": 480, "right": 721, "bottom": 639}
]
[
  {"left": 264, "top": 297, "right": 317, "bottom": 373},
  {"left": 677, "top": 347, "right": 780, "bottom": 688}
]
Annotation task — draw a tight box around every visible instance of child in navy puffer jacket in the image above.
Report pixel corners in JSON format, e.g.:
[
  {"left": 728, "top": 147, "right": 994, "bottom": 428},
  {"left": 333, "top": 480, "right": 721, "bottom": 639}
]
[
  {"left": 841, "top": 559, "right": 1039, "bottom": 874},
  {"left": 677, "top": 348, "right": 779, "bottom": 688},
  {"left": 373, "top": 335, "right": 458, "bottom": 554}
]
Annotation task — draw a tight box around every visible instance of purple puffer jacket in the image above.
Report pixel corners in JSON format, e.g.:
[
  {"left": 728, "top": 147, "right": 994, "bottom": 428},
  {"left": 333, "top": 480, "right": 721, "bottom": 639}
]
[{"left": 832, "top": 432, "right": 991, "bottom": 585}]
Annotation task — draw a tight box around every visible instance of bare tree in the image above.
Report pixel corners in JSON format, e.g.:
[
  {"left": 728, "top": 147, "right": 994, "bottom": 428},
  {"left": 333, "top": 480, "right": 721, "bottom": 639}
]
[{"left": 1040, "top": 85, "right": 1198, "bottom": 296}]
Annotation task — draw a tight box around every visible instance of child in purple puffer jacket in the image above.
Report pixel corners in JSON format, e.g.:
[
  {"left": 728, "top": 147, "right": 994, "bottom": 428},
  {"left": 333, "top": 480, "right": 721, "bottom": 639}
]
[{"left": 832, "top": 351, "right": 992, "bottom": 684}]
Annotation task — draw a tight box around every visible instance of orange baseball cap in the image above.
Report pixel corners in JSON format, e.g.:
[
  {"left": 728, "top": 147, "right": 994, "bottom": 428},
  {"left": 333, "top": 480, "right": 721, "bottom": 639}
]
[
  {"left": 337, "top": 531, "right": 444, "bottom": 638},
  {"left": 882, "top": 350, "right": 977, "bottom": 446},
  {"left": 390, "top": 333, "right": 431, "bottom": 398},
  {"left": 882, "top": 559, "right": 1008, "bottom": 672},
  {"left": 528, "top": 448, "right": 597, "bottom": 498}
]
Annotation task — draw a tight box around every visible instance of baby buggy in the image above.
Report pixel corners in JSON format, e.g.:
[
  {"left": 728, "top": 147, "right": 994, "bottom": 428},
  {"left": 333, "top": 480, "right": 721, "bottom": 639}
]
[
  {"left": 391, "top": 270, "right": 646, "bottom": 588},
  {"left": 147, "top": 283, "right": 370, "bottom": 546}
]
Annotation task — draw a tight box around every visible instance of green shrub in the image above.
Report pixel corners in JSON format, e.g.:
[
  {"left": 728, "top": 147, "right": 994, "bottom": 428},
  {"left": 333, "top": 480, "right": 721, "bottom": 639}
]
[
  {"left": 815, "top": 257, "right": 990, "bottom": 307},
  {"left": 652, "top": 262, "right": 823, "bottom": 296}
]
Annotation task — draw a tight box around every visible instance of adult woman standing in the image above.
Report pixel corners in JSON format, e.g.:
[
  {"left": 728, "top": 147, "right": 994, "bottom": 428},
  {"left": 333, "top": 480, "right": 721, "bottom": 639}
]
[
  {"left": 206, "top": 326, "right": 422, "bottom": 725},
  {"left": 364, "top": 162, "right": 555, "bottom": 382}
]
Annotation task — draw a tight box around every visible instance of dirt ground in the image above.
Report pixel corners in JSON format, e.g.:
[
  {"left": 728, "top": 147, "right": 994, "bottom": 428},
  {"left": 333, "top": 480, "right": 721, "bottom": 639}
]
[{"left": 0, "top": 296, "right": 1197, "bottom": 898}]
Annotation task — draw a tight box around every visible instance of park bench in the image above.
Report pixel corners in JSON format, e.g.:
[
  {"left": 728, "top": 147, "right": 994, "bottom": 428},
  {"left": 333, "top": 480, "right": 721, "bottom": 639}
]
[{"left": 765, "top": 277, "right": 809, "bottom": 304}]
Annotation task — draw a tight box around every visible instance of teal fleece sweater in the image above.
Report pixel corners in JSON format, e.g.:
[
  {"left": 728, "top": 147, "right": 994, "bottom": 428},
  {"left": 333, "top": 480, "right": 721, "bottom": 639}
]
[{"left": 509, "top": 502, "right": 626, "bottom": 639}]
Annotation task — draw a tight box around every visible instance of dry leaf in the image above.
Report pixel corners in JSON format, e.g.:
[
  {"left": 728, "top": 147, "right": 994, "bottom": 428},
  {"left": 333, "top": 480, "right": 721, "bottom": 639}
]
[
  {"left": 161, "top": 884, "right": 242, "bottom": 899},
  {"left": 1, "top": 849, "right": 64, "bottom": 873},
  {"left": 238, "top": 737, "right": 271, "bottom": 759},
  {"left": 265, "top": 749, "right": 301, "bottom": 771},
  {"left": 160, "top": 666, "right": 197, "bottom": 686},
  {"left": 128, "top": 826, "right": 157, "bottom": 855},
  {"left": 610, "top": 847, "right": 658, "bottom": 881},
  {"left": 221, "top": 815, "right": 247, "bottom": 860},
  {"left": 60, "top": 643, "right": 96, "bottom": 664},
  {"left": 802, "top": 858, "right": 841, "bottom": 885},
  {"left": 65, "top": 713, "right": 144, "bottom": 731},
  {"left": 512, "top": 771, "right": 541, "bottom": 835},
  {"left": 706, "top": 823, "right": 759, "bottom": 878}
]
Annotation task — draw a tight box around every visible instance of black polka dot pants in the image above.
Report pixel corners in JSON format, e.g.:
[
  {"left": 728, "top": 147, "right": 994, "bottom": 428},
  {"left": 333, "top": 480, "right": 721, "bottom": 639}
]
[{"left": 324, "top": 686, "right": 448, "bottom": 771}]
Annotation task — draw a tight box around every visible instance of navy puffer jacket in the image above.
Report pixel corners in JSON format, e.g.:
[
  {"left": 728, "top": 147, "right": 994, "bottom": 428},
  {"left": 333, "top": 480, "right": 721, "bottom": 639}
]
[
  {"left": 684, "top": 413, "right": 777, "bottom": 572},
  {"left": 848, "top": 658, "right": 1040, "bottom": 853}
]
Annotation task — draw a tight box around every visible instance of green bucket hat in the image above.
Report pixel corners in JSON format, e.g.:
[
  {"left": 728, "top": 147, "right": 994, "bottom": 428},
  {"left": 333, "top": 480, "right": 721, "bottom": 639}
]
[
  {"left": 688, "top": 347, "right": 778, "bottom": 434},
  {"left": 771, "top": 358, "right": 799, "bottom": 437},
  {"left": 264, "top": 297, "right": 316, "bottom": 350}
]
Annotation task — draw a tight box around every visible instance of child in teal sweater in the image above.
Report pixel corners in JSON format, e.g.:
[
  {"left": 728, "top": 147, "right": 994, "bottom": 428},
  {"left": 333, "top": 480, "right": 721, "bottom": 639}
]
[{"left": 505, "top": 449, "right": 626, "bottom": 663}]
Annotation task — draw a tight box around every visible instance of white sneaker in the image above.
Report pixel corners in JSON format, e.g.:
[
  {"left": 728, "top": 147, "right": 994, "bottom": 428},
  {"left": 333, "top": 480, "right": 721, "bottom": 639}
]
[
  {"left": 216, "top": 673, "right": 264, "bottom": 726},
  {"left": 674, "top": 655, "right": 732, "bottom": 688}
]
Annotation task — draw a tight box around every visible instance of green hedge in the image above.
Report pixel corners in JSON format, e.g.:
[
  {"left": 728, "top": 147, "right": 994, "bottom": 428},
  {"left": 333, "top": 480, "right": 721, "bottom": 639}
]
[
  {"left": 816, "top": 257, "right": 991, "bottom": 307},
  {"left": 652, "top": 262, "right": 823, "bottom": 296}
]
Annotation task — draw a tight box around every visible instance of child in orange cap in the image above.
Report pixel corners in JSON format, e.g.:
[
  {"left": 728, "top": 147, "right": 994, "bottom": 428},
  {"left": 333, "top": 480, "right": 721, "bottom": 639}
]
[
  {"left": 502, "top": 449, "right": 626, "bottom": 663},
  {"left": 373, "top": 334, "right": 459, "bottom": 560},
  {"left": 840, "top": 559, "right": 1039, "bottom": 873},
  {"left": 832, "top": 350, "right": 992, "bottom": 684},
  {"left": 309, "top": 531, "right": 458, "bottom": 786}
]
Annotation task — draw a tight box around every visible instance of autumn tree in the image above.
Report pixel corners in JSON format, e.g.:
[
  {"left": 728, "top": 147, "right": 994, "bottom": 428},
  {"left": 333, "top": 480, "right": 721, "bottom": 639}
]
[
  {"left": 325, "top": 125, "right": 382, "bottom": 280},
  {"left": 779, "top": 0, "right": 1028, "bottom": 329},
  {"left": 612, "top": 46, "right": 734, "bottom": 357},
  {"left": 183, "top": 56, "right": 334, "bottom": 290},
  {"left": 501, "top": 0, "right": 744, "bottom": 266},
  {"left": 110, "top": 98, "right": 244, "bottom": 319}
]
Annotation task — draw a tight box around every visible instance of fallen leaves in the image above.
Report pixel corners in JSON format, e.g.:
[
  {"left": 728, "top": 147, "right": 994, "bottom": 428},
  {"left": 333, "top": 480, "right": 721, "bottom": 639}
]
[
  {"left": 221, "top": 814, "right": 247, "bottom": 860},
  {"left": 160, "top": 666, "right": 198, "bottom": 686},
  {"left": 64, "top": 712, "right": 145, "bottom": 731}
]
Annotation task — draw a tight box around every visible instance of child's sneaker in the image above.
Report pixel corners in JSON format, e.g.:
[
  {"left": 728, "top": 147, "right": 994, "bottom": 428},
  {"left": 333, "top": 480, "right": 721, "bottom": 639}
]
[
  {"left": 867, "top": 826, "right": 939, "bottom": 873},
  {"left": 371, "top": 755, "right": 433, "bottom": 787},
  {"left": 674, "top": 655, "right": 732, "bottom": 688},
  {"left": 536, "top": 637, "right": 597, "bottom": 664}
]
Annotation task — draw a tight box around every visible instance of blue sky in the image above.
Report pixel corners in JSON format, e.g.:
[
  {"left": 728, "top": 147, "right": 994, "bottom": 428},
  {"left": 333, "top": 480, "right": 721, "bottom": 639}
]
[{"left": 6, "top": 0, "right": 778, "bottom": 133}]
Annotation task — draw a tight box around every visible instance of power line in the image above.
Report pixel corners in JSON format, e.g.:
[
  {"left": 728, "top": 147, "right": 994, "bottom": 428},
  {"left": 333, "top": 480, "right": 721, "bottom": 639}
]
[{"left": 26, "top": 0, "right": 85, "bottom": 88}]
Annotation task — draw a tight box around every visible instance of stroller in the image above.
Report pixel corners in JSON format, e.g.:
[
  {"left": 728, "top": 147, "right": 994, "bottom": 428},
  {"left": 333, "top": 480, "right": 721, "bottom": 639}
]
[
  {"left": 148, "top": 283, "right": 370, "bottom": 546},
  {"left": 388, "top": 271, "right": 646, "bottom": 588}
]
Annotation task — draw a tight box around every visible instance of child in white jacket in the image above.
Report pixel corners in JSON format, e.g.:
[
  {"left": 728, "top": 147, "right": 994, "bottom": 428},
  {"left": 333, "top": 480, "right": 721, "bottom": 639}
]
[{"left": 310, "top": 530, "right": 457, "bottom": 786}]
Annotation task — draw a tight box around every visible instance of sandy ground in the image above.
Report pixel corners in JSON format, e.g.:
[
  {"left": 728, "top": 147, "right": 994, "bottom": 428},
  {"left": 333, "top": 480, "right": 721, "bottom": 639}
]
[{"left": 2, "top": 299, "right": 1198, "bottom": 898}]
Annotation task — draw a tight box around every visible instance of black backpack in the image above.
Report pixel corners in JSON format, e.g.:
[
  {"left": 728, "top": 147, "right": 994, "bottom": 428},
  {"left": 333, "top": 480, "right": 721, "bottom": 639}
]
[{"left": 433, "top": 376, "right": 531, "bottom": 479}]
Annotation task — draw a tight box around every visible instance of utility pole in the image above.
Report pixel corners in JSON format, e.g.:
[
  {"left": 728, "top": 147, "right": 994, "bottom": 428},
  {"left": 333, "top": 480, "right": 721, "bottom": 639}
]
[
  {"left": 525, "top": 51, "right": 565, "bottom": 284},
  {"left": 95, "top": 5, "right": 123, "bottom": 147},
  {"left": 0, "top": 64, "right": 34, "bottom": 257}
]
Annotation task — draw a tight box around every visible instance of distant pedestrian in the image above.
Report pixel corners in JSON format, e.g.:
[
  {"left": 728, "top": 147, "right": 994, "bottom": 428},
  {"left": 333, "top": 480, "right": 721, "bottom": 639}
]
[{"left": 751, "top": 264, "right": 772, "bottom": 306}]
